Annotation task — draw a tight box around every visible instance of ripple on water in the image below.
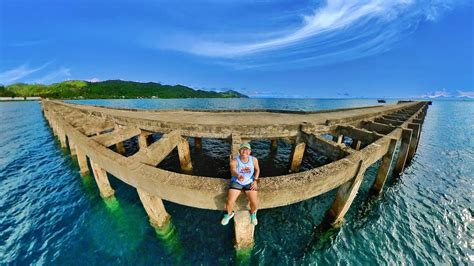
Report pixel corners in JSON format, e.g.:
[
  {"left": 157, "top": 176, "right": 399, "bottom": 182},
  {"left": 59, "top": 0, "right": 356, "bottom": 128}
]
[{"left": 1, "top": 100, "right": 473, "bottom": 264}]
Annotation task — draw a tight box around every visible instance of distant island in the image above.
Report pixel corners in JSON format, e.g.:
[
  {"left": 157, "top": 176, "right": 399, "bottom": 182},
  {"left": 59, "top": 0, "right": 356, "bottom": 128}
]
[{"left": 0, "top": 80, "right": 248, "bottom": 99}]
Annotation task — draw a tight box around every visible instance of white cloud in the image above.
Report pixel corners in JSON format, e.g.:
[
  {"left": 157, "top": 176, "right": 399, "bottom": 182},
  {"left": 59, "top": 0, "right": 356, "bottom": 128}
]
[
  {"left": 34, "top": 67, "right": 71, "bottom": 84},
  {"left": 420, "top": 89, "right": 450, "bottom": 98},
  {"left": 457, "top": 90, "right": 474, "bottom": 98},
  {"left": 152, "top": 0, "right": 458, "bottom": 68},
  {"left": 0, "top": 63, "right": 51, "bottom": 84},
  {"left": 88, "top": 78, "right": 101, "bottom": 83}
]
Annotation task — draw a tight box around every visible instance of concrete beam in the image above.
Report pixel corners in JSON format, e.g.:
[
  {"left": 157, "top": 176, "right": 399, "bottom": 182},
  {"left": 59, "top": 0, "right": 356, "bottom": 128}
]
[
  {"left": 325, "top": 160, "right": 365, "bottom": 226},
  {"left": 137, "top": 188, "right": 171, "bottom": 229},
  {"left": 370, "top": 138, "right": 398, "bottom": 195},
  {"left": 90, "top": 159, "right": 115, "bottom": 198},
  {"left": 393, "top": 128, "right": 412, "bottom": 177},
  {"left": 333, "top": 125, "right": 382, "bottom": 145},
  {"left": 375, "top": 118, "right": 404, "bottom": 126},
  {"left": 300, "top": 132, "right": 349, "bottom": 161},
  {"left": 177, "top": 137, "right": 193, "bottom": 174},
  {"left": 359, "top": 121, "right": 396, "bottom": 135},
  {"left": 91, "top": 127, "right": 141, "bottom": 147},
  {"left": 234, "top": 211, "right": 255, "bottom": 250},
  {"left": 130, "top": 130, "right": 181, "bottom": 166}
]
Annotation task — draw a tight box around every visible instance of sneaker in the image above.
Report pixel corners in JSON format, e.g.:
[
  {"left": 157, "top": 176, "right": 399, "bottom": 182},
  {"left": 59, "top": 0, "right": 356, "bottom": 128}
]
[
  {"left": 221, "top": 212, "right": 235, "bottom": 225},
  {"left": 250, "top": 212, "right": 258, "bottom": 225}
]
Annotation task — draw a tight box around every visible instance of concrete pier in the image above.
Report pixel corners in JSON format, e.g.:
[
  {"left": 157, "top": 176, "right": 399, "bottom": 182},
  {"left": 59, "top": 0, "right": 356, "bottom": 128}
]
[{"left": 41, "top": 99, "right": 430, "bottom": 251}]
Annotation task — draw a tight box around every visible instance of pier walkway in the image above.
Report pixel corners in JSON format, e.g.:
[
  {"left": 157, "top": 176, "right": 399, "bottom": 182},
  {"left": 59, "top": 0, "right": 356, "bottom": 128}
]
[{"left": 42, "top": 100, "right": 430, "bottom": 249}]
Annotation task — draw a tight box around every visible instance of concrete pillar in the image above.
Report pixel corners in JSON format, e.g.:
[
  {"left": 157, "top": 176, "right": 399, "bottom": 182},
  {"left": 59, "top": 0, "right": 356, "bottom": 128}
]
[
  {"left": 194, "top": 137, "right": 202, "bottom": 152},
  {"left": 234, "top": 210, "right": 255, "bottom": 250},
  {"left": 289, "top": 142, "right": 306, "bottom": 173},
  {"left": 337, "top": 135, "right": 343, "bottom": 144},
  {"left": 270, "top": 139, "right": 278, "bottom": 152},
  {"left": 58, "top": 129, "right": 67, "bottom": 149},
  {"left": 116, "top": 141, "right": 126, "bottom": 155},
  {"left": 355, "top": 140, "right": 362, "bottom": 151},
  {"left": 76, "top": 148, "right": 89, "bottom": 175},
  {"left": 177, "top": 137, "right": 193, "bottom": 174},
  {"left": 393, "top": 128, "right": 412, "bottom": 178},
  {"left": 406, "top": 123, "right": 421, "bottom": 164},
  {"left": 137, "top": 188, "right": 171, "bottom": 229},
  {"left": 371, "top": 138, "right": 398, "bottom": 195},
  {"left": 138, "top": 133, "right": 149, "bottom": 150},
  {"left": 90, "top": 160, "right": 115, "bottom": 198},
  {"left": 325, "top": 161, "right": 365, "bottom": 226},
  {"left": 69, "top": 139, "right": 77, "bottom": 156}
]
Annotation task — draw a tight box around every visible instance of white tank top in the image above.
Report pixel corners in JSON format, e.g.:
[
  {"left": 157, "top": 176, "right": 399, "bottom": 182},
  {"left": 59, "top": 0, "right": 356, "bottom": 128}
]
[{"left": 232, "top": 155, "right": 255, "bottom": 185}]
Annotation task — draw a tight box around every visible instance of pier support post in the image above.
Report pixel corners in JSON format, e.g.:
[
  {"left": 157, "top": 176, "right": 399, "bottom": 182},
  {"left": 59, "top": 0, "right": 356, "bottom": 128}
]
[
  {"left": 406, "top": 123, "right": 420, "bottom": 164},
  {"left": 90, "top": 160, "right": 115, "bottom": 198},
  {"left": 234, "top": 210, "right": 255, "bottom": 250},
  {"left": 138, "top": 132, "right": 149, "bottom": 150},
  {"left": 137, "top": 188, "right": 171, "bottom": 229},
  {"left": 194, "top": 137, "right": 202, "bottom": 152},
  {"left": 325, "top": 161, "right": 365, "bottom": 226},
  {"left": 337, "top": 135, "right": 343, "bottom": 144},
  {"left": 371, "top": 138, "right": 398, "bottom": 195},
  {"left": 177, "top": 137, "right": 193, "bottom": 174},
  {"left": 230, "top": 133, "right": 242, "bottom": 160},
  {"left": 57, "top": 128, "right": 67, "bottom": 148},
  {"left": 270, "top": 139, "right": 278, "bottom": 153},
  {"left": 289, "top": 141, "right": 306, "bottom": 173},
  {"left": 76, "top": 148, "right": 89, "bottom": 175},
  {"left": 69, "top": 139, "right": 77, "bottom": 156},
  {"left": 393, "top": 128, "right": 412, "bottom": 177},
  {"left": 116, "top": 141, "right": 126, "bottom": 155}
]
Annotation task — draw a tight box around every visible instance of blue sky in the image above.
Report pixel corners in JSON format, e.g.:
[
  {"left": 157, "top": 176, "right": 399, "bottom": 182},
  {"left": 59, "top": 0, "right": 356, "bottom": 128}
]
[{"left": 0, "top": 0, "right": 472, "bottom": 98}]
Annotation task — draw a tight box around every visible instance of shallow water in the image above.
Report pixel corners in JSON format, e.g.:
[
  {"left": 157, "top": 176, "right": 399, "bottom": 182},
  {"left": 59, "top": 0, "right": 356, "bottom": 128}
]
[{"left": 0, "top": 99, "right": 472, "bottom": 264}]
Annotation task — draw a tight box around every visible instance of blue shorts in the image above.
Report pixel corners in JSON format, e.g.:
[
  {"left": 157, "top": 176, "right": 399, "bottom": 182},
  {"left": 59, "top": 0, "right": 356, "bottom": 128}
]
[{"left": 229, "top": 181, "right": 256, "bottom": 191}]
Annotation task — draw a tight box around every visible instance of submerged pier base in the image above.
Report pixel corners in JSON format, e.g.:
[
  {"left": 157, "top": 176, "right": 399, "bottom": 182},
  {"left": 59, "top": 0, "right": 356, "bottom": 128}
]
[
  {"left": 325, "top": 161, "right": 365, "bottom": 227},
  {"left": 234, "top": 210, "right": 255, "bottom": 250},
  {"left": 137, "top": 189, "right": 171, "bottom": 229},
  {"left": 90, "top": 160, "right": 115, "bottom": 198}
]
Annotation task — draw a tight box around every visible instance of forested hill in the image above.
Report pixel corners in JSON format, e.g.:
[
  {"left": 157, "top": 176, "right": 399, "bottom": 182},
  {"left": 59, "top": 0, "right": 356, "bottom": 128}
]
[{"left": 0, "top": 80, "right": 248, "bottom": 99}]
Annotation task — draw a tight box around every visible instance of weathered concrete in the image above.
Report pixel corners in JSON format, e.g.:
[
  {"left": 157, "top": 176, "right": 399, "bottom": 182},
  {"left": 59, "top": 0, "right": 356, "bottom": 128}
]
[
  {"left": 325, "top": 160, "right": 365, "bottom": 226},
  {"left": 90, "top": 160, "right": 115, "bottom": 198},
  {"left": 289, "top": 134, "right": 306, "bottom": 172},
  {"left": 234, "top": 211, "right": 255, "bottom": 249},
  {"left": 42, "top": 99, "right": 429, "bottom": 251},
  {"left": 194, "top": 137, "right": 202, "bottom": 152},
  {"left": 177, "top": 137, "right": 193, "bottom": 174},
  {"left": 371, "top": 138, "right": 398, "bottom": 195},
  {"left": 406, "top": 123, "right": 421, "bottom": 164},
  {"left": 137, "top": 188, "right": 171, "bottom": 229},
  {"left": 270, "top": 139, "right": 278, "bottom": 152},
  {"left": 75, "top": 147, "right": 89, "bottom": 175},
  {"left": 393, "top": 128, "right": 412, "bottom": 177}
]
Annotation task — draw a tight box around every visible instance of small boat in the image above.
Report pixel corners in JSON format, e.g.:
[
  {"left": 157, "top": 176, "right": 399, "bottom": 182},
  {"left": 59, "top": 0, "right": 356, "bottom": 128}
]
[{"left": 377, "top": 99, "right": 386, "bottom": 103}]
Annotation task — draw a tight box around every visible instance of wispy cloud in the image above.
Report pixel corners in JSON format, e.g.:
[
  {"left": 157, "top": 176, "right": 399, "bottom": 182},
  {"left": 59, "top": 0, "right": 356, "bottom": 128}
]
[
  {"left": 34, "top": 67, "right": 71, "bottom": 84},
  {"left": 9, "top": 40, "right": 48, "bottom": 47},
  {"left": 0, "top": 62, "right": 51, "bottom": 84},
  {"left": 457, "top": 90, "right": 474, "bottom": 98},
  {"left": 155, "top": 0, "right": 458, "bottom": 68},
  {"left": 420, "top": 89, "right": 451, "bottom": 98}
]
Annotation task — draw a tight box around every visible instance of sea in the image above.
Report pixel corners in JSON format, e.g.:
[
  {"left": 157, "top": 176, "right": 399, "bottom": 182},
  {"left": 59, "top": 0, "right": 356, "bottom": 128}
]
[{"left": 0, "top": 98, "right": 472, "bottom": 265}]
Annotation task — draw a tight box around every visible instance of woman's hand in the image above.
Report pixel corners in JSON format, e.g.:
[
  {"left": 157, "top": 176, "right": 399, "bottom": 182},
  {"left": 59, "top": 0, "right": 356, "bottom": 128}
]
[{"left": 250, "top": 181, "right": 258, "bottom": 190}]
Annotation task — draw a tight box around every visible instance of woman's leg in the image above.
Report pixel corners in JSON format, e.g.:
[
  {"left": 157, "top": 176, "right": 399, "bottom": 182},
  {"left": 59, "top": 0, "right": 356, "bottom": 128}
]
[
  {"left": 226, "top": 189, "right": 241, "bottom": 214},
  {"left": 245, "top": 190, "right": 258, "bottom": 213}
]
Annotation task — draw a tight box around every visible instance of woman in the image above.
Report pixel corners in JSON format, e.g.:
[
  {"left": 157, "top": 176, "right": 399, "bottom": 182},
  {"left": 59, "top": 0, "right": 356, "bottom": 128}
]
[{"left": 221, "top": 142, "right": 260, "bottom": 226}]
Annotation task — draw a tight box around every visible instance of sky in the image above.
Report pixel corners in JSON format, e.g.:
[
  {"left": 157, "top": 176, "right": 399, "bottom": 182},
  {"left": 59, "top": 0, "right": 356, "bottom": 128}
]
[{"left": 0, "top": 0, "right": 472, "bottom": 98}]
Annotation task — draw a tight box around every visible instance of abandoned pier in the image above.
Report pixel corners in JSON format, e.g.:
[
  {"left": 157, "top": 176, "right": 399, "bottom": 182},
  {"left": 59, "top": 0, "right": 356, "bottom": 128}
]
[{"left": 42, "top": 100, "right": 430, "bottom": 250}]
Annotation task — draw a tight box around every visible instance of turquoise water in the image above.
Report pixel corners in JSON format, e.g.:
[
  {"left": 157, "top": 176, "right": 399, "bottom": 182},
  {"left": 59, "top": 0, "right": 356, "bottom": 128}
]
[{"left": 0, "top": 99, "right": 472, "bottom": 264}]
